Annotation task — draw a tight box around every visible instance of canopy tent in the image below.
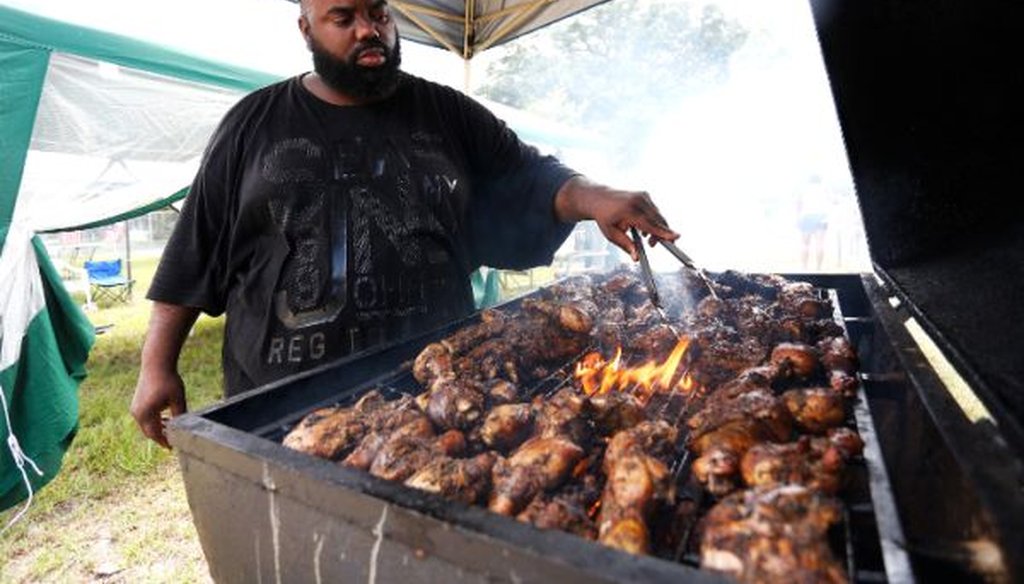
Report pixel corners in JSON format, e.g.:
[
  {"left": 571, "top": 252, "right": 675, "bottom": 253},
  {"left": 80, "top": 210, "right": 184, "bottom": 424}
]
[
  {"left": 281, "top": 0, "right": 612, "bottom": 59},
  {"left": 0, "top": 0, "right": 604, "bottom": 516},
  {"left": 0, "top": 4, "right": 281, "bottom": 518}
]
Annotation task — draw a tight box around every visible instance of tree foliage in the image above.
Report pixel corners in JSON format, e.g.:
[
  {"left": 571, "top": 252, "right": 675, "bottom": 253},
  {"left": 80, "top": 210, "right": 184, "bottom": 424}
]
[{"left": 479, "top": 0, "right": 748, "bottom": 166}]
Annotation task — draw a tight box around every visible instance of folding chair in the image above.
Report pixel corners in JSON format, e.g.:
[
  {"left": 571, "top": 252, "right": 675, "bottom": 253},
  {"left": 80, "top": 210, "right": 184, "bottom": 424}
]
[{"left": 84, "top": 259, "right": 134, "bottom": 304}]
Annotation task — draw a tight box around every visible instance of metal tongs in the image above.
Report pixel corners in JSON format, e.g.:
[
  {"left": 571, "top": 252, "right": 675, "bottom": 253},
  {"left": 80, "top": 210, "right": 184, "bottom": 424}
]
[{"left": 629, "top": 227, "right": 719, "bottom": 309}]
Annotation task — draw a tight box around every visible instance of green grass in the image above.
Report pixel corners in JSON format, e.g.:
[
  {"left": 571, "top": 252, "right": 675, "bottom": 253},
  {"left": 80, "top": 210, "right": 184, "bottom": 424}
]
[{"left": 0, "top": 254, "right": 223, "bottom": 581}]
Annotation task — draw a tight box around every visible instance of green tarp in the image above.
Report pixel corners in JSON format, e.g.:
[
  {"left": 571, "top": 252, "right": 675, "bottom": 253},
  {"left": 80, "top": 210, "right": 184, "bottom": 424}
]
[{"left": 0, "top": 5, "right": 275, "bottom": 513}]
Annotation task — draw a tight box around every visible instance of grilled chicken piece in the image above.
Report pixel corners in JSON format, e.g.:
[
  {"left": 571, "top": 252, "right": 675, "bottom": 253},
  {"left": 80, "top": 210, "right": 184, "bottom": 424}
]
[
  {"left": 782, "top": 388, "right": 847, "bottom": 434},
  {"left": 489, "top": 436, "right": 585, "bottom": 516},
  {"left": 688, "top": 371, "right": 773, "bottom": 498},
  {"left": 588, "top": 391, "right": 646, "bottom": 435},
  {"left": 598, "top": 452, "right": 674, "bottom": 554},
  {"left": 404, "top": 452, "right": 497, "bottom": 505},
  {"left": 515, "top": 304, "right": 593, "bottom": 369},
  {"left": 532, "top": 388, "right": 592, "bottom": 446},
  {"left": 626, "top": 323, "right": 680, "bottom": 362},
  {"left": 281, "top": 391, "right": 387, "bottom": 460},
  {"left": 701, "top": 485, "right": 846, "bottom": 584},
  {"left": 740, "top": 436, "right": 848, "bottom": 495},
  {"left": 687, "top": 388, "right": 793, "bottom": 455},
  {"left": 439, "top": 297, "right": 594, "bottom": 385},
  {"left": 826, "top": 427, "right": 864, "bottom": 459},
  {"left": 600, "top": 270, "right": 645, "bottom": 299},
  {"left": 734, "top": 364, "right": 785, "bottom": 387},
  {"left": 424, "top": 375, "right": 486, "bottom": 431},
  {"left": 770, "top": 342, "right": 820, "bottom": 380},
  {"left": 368, "top": 429, "right": 466, "bottom": 482},
  {"left": 441, "top": 308, "right": 507, "bottom": 354},
  {"left": 479, "top": 403, "right": 534, "bottom": 452},
  {"left": 455, "top": 337, "right": 521, "bottom": 382},
  {"left": 687, "top": 387, "right": 793, "bottom": 496},
  {"left": 342, "top": 412, "right": 434, "bottom": 470},
  {"left": 598, "top": 421, "right": 679, "bottom": 554},
  {"left": 817, "top": 336, "right": 857, "bottom": 374},
  {"left": 486, "top": 379, "right": 520, "bottom": 404},
  {"left": 516, "top": 474, "right": 601, "bottom": 539},
  {"left": 701, "top": 365, "right": 780, "bottom": 406},
  {"left": 818, "top": 336, "right": 860, "bottom": 397},
  {"left": 689, "top": 329, "right": 771, "bottom": 390},
  {"left": 412, "top": 310, "right": 509, "bottom": 385},
  {"left": 517, "top": 496, "right": 599, "bottom": 539},
  {"left": 412, "top": 342, "right": 452, "bottom": 386},
  {"left": 694, "top": 294, "right": 728, "bottom": 320},
  {"left": 520, "top": 297, "right": 595, "bottom": 334},
  {"left": 778, "top": 281, "right": 832, "bottom": 319},
  {"left": 773, "top": 317, "right": 845, "bottom": 345},
  {"left": 692, "top": 446, "right": 742, "bottom": 497},
  {"left": 714, "top": 270, "right": 783, "bottom": 300},
  {"left": 828, "top": 371, "right": 859, "bottom": 397},
  {"left": 603, "top": 420, "right": 679, "bottom": 471}
]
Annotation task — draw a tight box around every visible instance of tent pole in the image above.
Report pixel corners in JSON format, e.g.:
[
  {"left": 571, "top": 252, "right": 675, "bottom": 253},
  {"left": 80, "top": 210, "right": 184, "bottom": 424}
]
[
  {"left": 124, "top": 219, "right": 132, "bottom": 297},
  {"left": 463, "top": 58, "right": 472, "bottom": 94}
]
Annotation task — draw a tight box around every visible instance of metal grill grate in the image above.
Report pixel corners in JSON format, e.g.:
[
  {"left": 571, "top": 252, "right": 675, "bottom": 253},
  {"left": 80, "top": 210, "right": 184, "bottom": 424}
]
[{"left": 253, "top": 279, "right": 908, "bottom": 582}]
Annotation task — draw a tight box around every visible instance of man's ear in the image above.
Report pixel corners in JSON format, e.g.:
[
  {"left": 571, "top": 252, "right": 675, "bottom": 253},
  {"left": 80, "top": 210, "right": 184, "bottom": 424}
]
[{"left": 298, "top": 15, "right": 312, "bottom": 49}]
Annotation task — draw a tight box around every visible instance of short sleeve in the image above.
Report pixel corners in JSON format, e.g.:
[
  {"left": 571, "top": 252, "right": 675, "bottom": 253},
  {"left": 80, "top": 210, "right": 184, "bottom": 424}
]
[
  {"left": 451, "top": 93, "right": 578, "bottom": 270},
  {"left": 147, "top": 110, "right": 241, "bottom": 315}
]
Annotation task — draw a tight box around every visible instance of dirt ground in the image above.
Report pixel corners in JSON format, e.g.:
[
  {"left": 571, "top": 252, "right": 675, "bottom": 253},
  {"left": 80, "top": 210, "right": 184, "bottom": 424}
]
[{"left": 1, "top": 462, "right": 211, "bottom": 584}]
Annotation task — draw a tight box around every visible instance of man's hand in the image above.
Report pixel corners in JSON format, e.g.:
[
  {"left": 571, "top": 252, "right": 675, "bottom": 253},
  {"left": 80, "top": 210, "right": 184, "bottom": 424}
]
[
  {"left": 130, "top": 302, "right": 201, "bottom": 449},
  {"left": 130, "top": 368, "right": 187, "bottom": 449},
  {"left": 554, "top": 176, "right": 679, "bottom": 261}
]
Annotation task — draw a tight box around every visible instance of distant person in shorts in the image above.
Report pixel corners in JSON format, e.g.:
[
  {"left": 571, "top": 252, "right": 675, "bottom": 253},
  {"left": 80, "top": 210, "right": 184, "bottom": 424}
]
[{"left": 797, "top": 175, "right": 831, "bottom": 270}]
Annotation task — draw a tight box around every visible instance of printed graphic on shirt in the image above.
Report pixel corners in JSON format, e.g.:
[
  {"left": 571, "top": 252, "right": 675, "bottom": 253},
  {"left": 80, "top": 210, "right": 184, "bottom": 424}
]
[
  {"left": 260, "top": 132, "right": 464, "bottom": 367},
  {"left": 261, "top": 138, "right": 347, "bottom": 330}
]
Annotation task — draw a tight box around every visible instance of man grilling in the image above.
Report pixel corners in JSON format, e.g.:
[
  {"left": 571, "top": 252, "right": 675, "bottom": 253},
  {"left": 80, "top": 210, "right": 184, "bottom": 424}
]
[{"left": 130, "top": 0, "right": 678, "bottom": 448}]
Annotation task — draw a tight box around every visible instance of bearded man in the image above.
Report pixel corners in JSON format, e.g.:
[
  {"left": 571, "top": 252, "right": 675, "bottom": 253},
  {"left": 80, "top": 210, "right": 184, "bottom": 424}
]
[{"left": 131, "top": 0, "right": 678, "bottom": 448}]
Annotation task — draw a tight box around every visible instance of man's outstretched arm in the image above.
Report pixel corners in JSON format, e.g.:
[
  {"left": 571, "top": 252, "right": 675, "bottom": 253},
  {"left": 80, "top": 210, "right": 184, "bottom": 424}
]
[
  {"left": 553, "top": 175, "right": 679, "bottom": 261},
  {"left": 130, "top": 301, "right": 201, "bottom": 449}
]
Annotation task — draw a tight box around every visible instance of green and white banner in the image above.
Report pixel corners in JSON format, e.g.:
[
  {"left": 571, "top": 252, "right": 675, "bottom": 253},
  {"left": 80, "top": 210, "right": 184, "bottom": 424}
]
[{"left": 0, "top": 225, "right": 94, "bottom": 517}]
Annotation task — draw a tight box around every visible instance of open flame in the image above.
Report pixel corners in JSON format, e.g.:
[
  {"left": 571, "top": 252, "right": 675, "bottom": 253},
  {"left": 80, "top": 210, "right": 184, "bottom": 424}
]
[{"left": 574, "top": 337, "right": 698, "bottom": 401}]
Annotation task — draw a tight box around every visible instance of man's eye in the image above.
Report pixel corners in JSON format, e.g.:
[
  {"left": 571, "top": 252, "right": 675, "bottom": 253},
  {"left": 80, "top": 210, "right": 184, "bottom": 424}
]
[{"left": 373, "top": 8, "right": 390, "bottom": 23}]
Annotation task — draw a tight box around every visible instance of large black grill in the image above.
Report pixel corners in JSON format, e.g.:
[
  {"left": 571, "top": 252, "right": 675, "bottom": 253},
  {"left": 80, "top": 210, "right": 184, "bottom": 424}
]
[{"left": 170, "top": 274, "right": 930, "bottom": 583}]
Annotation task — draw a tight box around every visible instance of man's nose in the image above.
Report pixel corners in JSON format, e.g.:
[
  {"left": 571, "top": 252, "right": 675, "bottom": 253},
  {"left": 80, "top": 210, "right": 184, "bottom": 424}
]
[{"left": 354, "top": 15, "right": 381, "bottom": 40}]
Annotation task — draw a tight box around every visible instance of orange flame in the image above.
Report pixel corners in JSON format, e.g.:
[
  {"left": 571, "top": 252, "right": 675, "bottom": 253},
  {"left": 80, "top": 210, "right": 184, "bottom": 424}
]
[{"left": 574, "top": 338, "right": 698, "bottom": 400}]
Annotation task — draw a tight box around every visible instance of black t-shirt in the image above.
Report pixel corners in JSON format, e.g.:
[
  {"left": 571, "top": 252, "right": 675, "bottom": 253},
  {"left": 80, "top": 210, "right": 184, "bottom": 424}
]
[{"left": 149, "top": 73, "right": 576, "bottom": 394}]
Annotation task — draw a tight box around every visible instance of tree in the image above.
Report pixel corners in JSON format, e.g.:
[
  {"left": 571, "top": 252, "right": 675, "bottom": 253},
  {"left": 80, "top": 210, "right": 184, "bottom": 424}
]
[{"left": 479, "top": 0, "right": 747, "bottom": 167}]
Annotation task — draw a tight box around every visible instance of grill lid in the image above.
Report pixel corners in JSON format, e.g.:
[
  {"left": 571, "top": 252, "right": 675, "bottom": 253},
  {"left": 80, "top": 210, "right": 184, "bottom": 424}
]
[{"left": 809, "top": 0, "right": 1024, "bottom": 447}]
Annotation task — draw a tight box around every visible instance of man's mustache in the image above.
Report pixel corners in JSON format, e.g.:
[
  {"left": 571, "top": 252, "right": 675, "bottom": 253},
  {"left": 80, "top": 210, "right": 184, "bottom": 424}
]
[{"left": 352, "top": 39, "right": 389, "bottom": 60}]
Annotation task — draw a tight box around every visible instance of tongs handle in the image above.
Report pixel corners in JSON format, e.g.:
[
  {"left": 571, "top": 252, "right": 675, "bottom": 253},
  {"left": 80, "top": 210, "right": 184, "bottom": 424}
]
[
  {"left": 630, "top": 227, "right": 661, "bottom": 308},
  {"left": 657, "top": 239, "right": 720, "bottom": 300},
  {"left": 658, "top": 239, "right": 698, "bottom": 270}
]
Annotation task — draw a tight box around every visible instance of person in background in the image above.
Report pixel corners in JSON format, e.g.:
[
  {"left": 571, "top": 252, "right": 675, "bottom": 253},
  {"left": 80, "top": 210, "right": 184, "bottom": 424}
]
[
  {"left": 796, "top": 175, "right": 832, "bottom": 270},
  {"left": 130, "top": 0, "right": 678, "bottom": 448}
]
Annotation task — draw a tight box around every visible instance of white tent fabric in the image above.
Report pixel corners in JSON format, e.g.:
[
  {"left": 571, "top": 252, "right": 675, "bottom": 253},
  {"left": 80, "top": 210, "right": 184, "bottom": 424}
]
[{"left": 18, "top": 53, "right": 245, "bottom": 232}]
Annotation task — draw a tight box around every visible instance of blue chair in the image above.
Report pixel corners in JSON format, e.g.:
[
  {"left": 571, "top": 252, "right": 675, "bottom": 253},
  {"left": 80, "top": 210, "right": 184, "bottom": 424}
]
[{"left": 84, "top": 259, "right": 134, "bottom": 304}]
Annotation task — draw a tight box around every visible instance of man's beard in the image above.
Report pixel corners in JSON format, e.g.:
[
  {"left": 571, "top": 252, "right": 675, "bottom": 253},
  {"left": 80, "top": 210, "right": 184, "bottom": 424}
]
[{"left": 311, "top": 35, "right": 402, "bottom": 100}]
